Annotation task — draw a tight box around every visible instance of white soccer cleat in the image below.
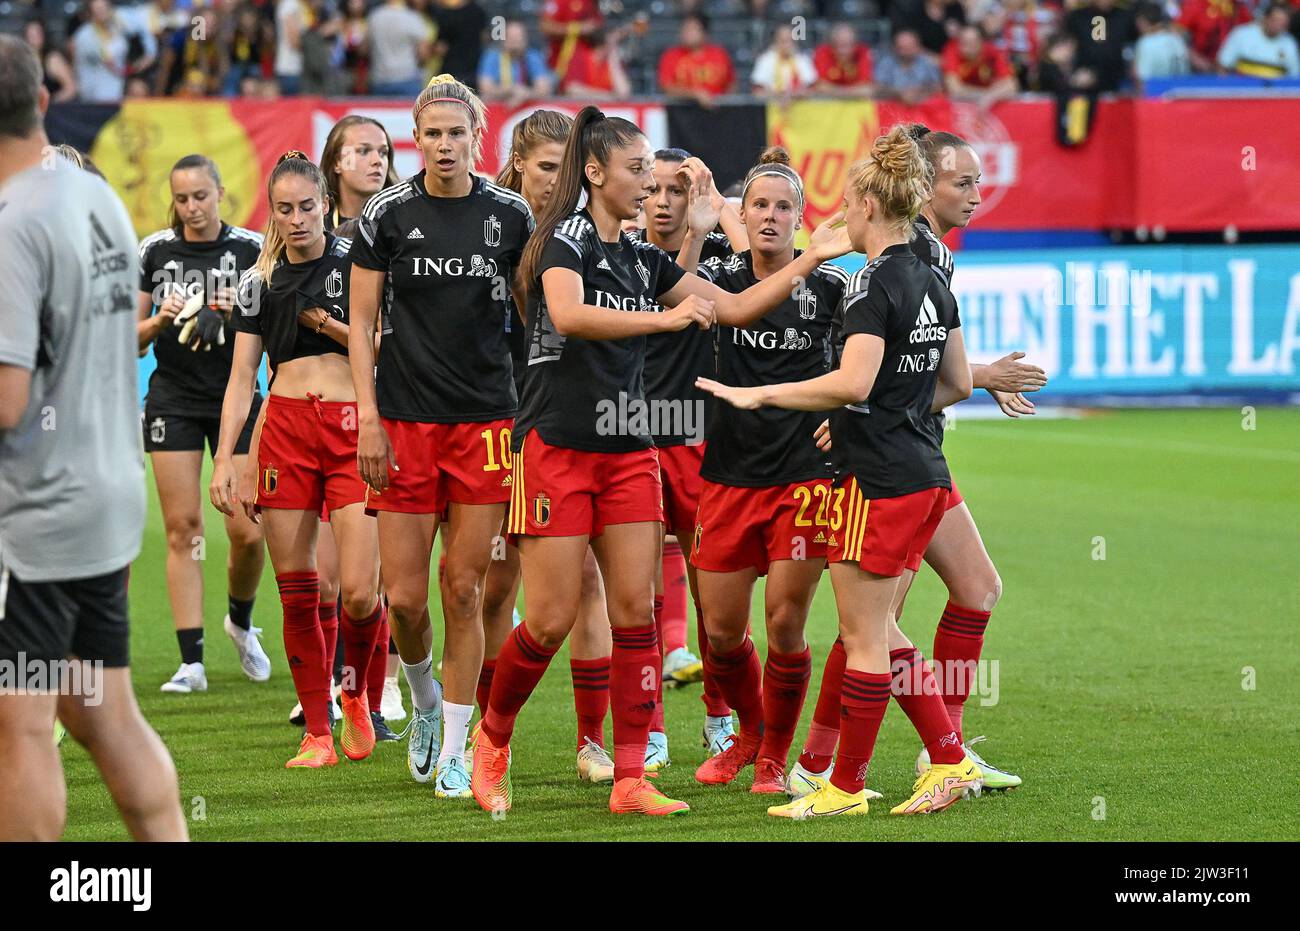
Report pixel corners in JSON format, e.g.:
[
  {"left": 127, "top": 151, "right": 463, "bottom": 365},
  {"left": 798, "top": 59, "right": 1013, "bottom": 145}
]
[
  {"left": 381, "top": 675, "right": 406, "bottom": 722},
  {"left": 702, "top": 713, "right": 736, "bottom": 757},
  {"left": 661, "top": 646, "right": 704, "bottom": 685},
  {"left": 919, "top": 736, "right": 1021, "bottom": 791},
  {"left": 160, "top": 661, "right": 207, "bottom": 694},
  {"left": 577, "top": 737, "right": 615, "bottom": 784},
  {"left": 224, "top": 615, "right": 271, "bottom": 682}
]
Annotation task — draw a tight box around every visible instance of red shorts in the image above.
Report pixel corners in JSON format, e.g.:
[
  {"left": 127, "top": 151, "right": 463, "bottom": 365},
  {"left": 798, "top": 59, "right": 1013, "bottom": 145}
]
[
  {"left": 827, "top": 478, "right": 949, "bottom": 578},
  {"left": 691, "top": 478, "right": 831, "bottom": 575},
  {"left": 657, "top": 442, "right": 706, "bottom": 533},
  {"left": 255, "top": 394, "right": 367, "bottom": 513},
  {"left": 508, "top": 429, "right": 663, "bottom": 538},
  {"left": 366, "top": 417, "right": 514, "bottom": 515},
  {"left": 946, "top": 479, "right": 964, "bottom": 511}
]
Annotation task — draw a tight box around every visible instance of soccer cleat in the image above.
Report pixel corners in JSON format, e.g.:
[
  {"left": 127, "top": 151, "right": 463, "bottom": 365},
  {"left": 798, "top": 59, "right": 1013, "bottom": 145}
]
[
  {"left": 701, "top": 714, "right": 736, "bottom": 756},
  {"left": 381, "top": 676, "right": 406, "bottom": 722},
  {"left": 917, "top": 735, "right": 1022, "bottom": 791},
  {"left": 786, "top": 761, "right": 884, "bottom": 801},
  {"left": 644, "top": 730, "right": 671, "bottom": 772},
  {"left": 160, "top": 661, "right": 207, "bottom": 694},
  {"left": 288, "top": 702, "right": 305, "bottom": 726},
  {"left": 694, "top": 735, "right": 756, "bottom": 785},
  {"left": 330, "top": 683, "right": 343, "bottom": 726},
  {"left": 223, "top": 615, "right": 271, "bottom": 682},
  {"left": 339, "top": 691, "right": 375, "bottom": 761},
  {"left": 402, "top": 705, "right": 442, "bottom": 784},
  {"left": 577, "top": 737, "right": 615, "bottom": 784},
  {"left": 750, "top": 758, "right": 787, "bottom": 794},
  {"left": 892, "top": 755, "right": 982, "bottom": 815},
  {"left": 371, "top": 712, "right": 399, "bottom": 742},
  {"left": 434, "top": 758, "right": 473, "bottom": 799},
  {"left": 768, "top": 783, "right": 868, "bottom": 819},
  {"left": 286, "top": 732, "right": 338, "bottom": 769},
  {"left": 470, "top": 729, "right": 513, "bottom": 815},
  {"left": 609, "top": 777, "right": 690, "bottom": 816},
  {"left": 662, "top": 646, "right": 704, "bottom": 685}
]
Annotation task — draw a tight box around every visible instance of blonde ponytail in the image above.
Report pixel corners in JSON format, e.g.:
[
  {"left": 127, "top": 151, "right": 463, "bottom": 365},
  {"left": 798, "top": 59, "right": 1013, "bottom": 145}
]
[{"left": 846, "top": 125, "right": 931, "bottom": 239}]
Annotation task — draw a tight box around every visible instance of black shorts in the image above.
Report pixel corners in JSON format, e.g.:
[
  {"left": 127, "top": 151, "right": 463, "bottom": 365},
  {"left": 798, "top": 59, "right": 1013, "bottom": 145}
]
[
  {"left": 142, "top": 395, "right": 262, "bottom": 456},
  {"left": 0, "top": 565, "right": 131, "bottom": 667}
]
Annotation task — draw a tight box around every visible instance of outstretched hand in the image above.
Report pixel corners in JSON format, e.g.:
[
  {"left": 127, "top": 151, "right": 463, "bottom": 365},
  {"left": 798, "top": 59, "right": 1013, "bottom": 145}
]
[{"left": 696, "top": 377, "right": 765, "bottom": 410}]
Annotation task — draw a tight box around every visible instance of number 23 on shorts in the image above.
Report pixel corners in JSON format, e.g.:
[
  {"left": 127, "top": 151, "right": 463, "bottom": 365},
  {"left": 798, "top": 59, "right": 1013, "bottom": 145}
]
[{"left": 481, "top": 426, "right": 513, "bottom": 472}]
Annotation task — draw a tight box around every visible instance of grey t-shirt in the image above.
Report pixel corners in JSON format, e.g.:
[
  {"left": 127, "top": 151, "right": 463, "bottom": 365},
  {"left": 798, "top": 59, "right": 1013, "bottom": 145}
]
[
  {"left": 0, "top": 159, "right": 145, "bottom": 582},
  {"left": 368, "top": 5, "right": 431, "bottom": 86}
]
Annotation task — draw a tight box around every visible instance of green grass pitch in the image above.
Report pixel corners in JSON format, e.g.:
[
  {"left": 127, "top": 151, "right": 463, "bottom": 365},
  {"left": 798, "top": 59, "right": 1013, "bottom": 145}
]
[{"left": 59, "top": 408, "right": 1300, "bottom": 841}]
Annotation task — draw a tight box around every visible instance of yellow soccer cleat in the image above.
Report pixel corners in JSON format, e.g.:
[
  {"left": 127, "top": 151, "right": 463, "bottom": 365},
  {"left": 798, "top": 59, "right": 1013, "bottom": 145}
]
[
  {"left": 768, "top": 782, "right": 869, "bottom": 819},
  {"left": 609, "top": 777, "right": 690, "bottom": 816},
  {"left": 890, "top": 755, "right": 982, "bottom": 815},
  {"left": 286, "top": 732, "right": 339, "bottom": 769}
]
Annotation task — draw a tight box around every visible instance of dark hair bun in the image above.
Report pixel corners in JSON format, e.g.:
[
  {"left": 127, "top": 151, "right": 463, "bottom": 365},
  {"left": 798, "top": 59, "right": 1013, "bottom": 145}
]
[{"left": 757, "top": 145, "right": 791, "bottom": 166}]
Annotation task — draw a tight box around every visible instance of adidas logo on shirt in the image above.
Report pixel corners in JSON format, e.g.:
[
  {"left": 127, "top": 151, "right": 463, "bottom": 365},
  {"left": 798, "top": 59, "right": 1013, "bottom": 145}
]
[
  {"left": 407, "top": 228, "right": 425, "bottom": 240},
  {"left": 596, "top": 258, "right": 612, "bottom": 271},
  {"left": 908, "top": 294, "right": 948, "bottom": 344}
]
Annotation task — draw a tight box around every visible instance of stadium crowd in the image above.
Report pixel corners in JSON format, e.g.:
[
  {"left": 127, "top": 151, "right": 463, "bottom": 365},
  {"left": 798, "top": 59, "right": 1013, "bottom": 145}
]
[{"left": 4, "top": 0, "right": 1300, "bottom": 103}]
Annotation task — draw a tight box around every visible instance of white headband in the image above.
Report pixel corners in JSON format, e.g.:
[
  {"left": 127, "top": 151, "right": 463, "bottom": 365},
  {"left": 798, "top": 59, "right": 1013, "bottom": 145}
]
[{"left": 741, "top": 167, "right": 805, "bottom": 211}]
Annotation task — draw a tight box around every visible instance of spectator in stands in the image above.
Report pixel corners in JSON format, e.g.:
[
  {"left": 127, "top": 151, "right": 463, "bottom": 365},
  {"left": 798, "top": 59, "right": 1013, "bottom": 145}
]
[
  {"left": 1037, "top": 31, "right": 1091, "bottom": 94},
  {"left": 302, "top": 1, "right": 346, "bottom": 94},
  {"left": 942, "top": 24, "right": 1019, "bottom": 107},
  {"left": 750, "top": 23, "right": 818, "bottom": 99},
  {"left": 431, "top": 0, "right": 486, "bottom": 88},
  {"left": 23, "top": 19, "right": 77, "bottom": 103},
  {"left": 156, "top": 1, "right": 227, "bottom": 96},
  {"left": 978, "top": 0, "right": 1060, "bottom": 89},
  {"left": 658, "top": 12, "right": 736, "bottom": 105},
  {"left": 71, "top": 0, "right": 156, "bottom": 102},
  {"left": 892, "top": 0, "right": 967, "bottom": 58},
  {"left": 274, "top": 0, "right": 311, "bottom": 94},
  {"left": 561, "top": 27, "right": 631, "bottom": 98},
  {"left": 813, "top": 22, "right": 874, "bottom": 95},
  {"left": 542, "top": 0, "right": 604, "bottom": 90},
  {"left": 117, "top": 0, "right": 185, "bottom": 93},
  {"left": 1134, "top": 3, "right": 1190, "bottom": 84},
  {"left": 1178, "top": 0, "right": 1252, "bottom": 73},
  {"left": 874, "top": 28, "right": 944, "bottom": 103},
  {"left": 224, "top": 2, "right": 275, "bottom": 96},
  {"left": 1217, "top": 3, "right": 1300, "bottom": 77},
  {"left": 478, "top": 19, "right": 554, "bottom": 103},
  {"left": 1064, "top": 0, "right": 1136, "bottom": 92},
  {"left": 368, "top": 0, "right": 435, "bottom": 96},
  {"left": 340, "top": 0, "right": 372, "bottom": 94}
]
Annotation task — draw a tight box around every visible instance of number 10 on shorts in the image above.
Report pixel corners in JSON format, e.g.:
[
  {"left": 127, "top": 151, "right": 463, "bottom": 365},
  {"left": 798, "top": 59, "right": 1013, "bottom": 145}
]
[{"left": 481, "top": 426, "right": 513, "bottom": 472}]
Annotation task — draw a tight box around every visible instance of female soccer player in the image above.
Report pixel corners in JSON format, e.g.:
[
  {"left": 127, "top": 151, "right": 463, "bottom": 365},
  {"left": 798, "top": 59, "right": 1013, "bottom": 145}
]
[
  {"left": 137, "top": 154, "right": 269, "bottom": 695},
  {"left": 488, "top": 109, "right": 619, "bottom": 785},
  {"left": 348, "top": 76, "right": 534, "bottom": 799},
  {"left": 320, "top": 115, "right": 400, "bottom": 236},
  {"left": 790, "top": 126, "right": 1046, "bottom": 796},
  {"left": 633, "top": 148, "right": 738, "bottom": 768},
  {"left": 471, "top": 105, "right": 852, "bottom": 817},
  {"left": 700, "top": 126, "right": 984, "bottom": 818},
  {"left": 210, "top": 152, "right": 387, "bottom": 769},
  {"left": 685, "top": 146, "right": 856, "bottom": 795}
]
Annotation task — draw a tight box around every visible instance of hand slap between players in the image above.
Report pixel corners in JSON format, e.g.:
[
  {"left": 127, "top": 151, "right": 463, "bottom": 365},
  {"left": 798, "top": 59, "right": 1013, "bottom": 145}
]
[{"left": 662, "top": 294, "right": 715, "bottom": 332}]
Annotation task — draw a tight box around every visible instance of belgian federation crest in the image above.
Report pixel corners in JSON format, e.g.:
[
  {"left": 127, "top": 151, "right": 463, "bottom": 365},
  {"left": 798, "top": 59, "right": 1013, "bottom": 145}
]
[
  {"left": 533, "top": 493, "right": 551, "bottom": 528},
  {"left": 325, "top": 267, "right": 343, "bottom": 298},
  {"left": 262, "top": 467, "right": 278, "bottom": 496},
  {"left": 149, "top": 417, "right": 166, "bottom": 444},
  {"left": 484, "top": 214, "right": 502, "bottom": 247},
  {"left": 796, "top": 284, "right": 816, "bottom": 320}
]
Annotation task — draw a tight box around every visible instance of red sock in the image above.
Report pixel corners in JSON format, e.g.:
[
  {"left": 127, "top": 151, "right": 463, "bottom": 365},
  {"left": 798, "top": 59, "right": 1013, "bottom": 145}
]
[
  {"left": 609, "top": 624, "right": 660, "bottom": 781},
  {"left": 339, "top": 600, "right": 383, "bottom": 699},
  {"left": 280, "top": 572, "right": 330, "bottom": 736},
  {"left": 703, "top": 637, "right": 763, "bottom": 750},
  {"left": 660, "top": 543, "right": 688, "bottom": 653},
  {"left": 481, "top": 624, "right": 557, "bottom": 747},
  {"left": 758, "top": 646, "right": 811, "bottom": 765},
  {"left": 932, "top": 600, "right": 990, "bottom": 743},
  {"left": 798, "top": 637, "right": 845, "bottom": 772},
  {"left": 366, "top": 611, "right": 389, "bottom": 712},
  {"left": 698, "top": 614, "right": 731, "bottom": 717},
  {"left": 890, "top": 647, "right": 963, "bottom": 765},
  {"left": 570, "top": 656, "right": 610, "bottom": 749},
  {"left": 829, "top": 670, "right": 891, "bottom": 795},
  {"left": 650, "top": 595, "right": 666, "bottom": 733},
  {"left": 476, "top": 658, "right": 496, "bottom": 717},
  {"left": 318, "top": 600, "right": 338, "bottom": 685}
]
